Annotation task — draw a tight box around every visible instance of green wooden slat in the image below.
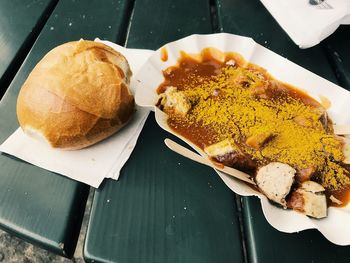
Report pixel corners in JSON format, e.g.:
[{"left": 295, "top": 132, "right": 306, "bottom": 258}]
[
  {"left": 324, "top": 26, "right": 350, "bottom": 90},
  {"left": 85, "top": 115, "right": 244, "bottom": 263},
  {"left": 84, "top": 1, "right": 245, "bottom": 262},
  {"left": 0, "top": 0, "right": 57, "bottom": 98},
  {"left": 0, "top": 0, "right": 132, "bottom": 257},
  {"left": 216, "top": 0, "right": 350, "bottom": 262},
  {"left": 126, "top": 0, "right": 212, "bottom": 49},
  {"left": 243, "top": 198, "right": 350, "bottom": 263}
]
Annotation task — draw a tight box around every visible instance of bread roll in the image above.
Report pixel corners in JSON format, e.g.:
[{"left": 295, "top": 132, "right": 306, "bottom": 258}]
[{"left": 16, "top": 40, "right": 134, "bottom": 150}]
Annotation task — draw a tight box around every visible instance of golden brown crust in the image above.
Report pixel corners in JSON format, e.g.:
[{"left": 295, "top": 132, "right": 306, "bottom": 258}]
[{"left": 16, "top": 40, "right": 134, "bottom": 150}]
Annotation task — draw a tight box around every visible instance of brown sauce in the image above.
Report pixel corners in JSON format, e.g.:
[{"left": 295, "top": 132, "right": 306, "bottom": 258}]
[
  {"left": 326, "top": 185, "right": 350, "bottom": 207},
  {"left": 160, "top": 47, "right": 168, "bottom": 62},
  {"left": 157, "top": 48, "right": 350, "bottom": 208}
]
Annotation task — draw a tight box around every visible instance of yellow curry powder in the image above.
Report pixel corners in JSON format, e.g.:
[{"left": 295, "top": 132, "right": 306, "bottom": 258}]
[{"left": 169, "top": 65, "right": 350, "bottom": 190}]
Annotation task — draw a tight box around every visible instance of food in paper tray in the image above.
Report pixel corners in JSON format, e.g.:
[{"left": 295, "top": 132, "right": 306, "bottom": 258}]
[
  {"left": 156, "top": 47, "right": 350, "bottom": 218},
  {"left": 16, "top": 40, "right": 134, "bottom": 150}
]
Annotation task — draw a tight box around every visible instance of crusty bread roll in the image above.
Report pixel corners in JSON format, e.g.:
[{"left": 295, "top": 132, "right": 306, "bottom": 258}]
[{"left": 16, "top": 40, "right": 134, "bottom": 150}]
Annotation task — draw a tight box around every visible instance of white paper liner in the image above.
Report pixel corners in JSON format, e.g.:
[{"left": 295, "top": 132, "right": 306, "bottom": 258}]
[{"left": 134, "top": 33, "right": 350, "bottom": 245}]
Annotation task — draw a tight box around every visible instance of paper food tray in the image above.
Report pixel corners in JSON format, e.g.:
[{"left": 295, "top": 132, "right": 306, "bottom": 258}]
[{"left": 134, "top": 33, "right": 350, "bottom": 245}]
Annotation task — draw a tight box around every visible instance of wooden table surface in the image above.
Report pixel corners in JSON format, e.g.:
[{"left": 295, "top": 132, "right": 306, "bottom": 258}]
[{"left": 0, "top": 0, "right": 349, "bottom": 262}]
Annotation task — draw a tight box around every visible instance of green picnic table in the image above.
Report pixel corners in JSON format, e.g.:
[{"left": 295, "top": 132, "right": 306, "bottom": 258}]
[{"left": 0, "top": 0, "right": 349, "bottom": 262}]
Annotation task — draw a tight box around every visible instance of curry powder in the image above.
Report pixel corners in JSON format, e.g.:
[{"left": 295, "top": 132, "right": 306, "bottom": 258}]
[{"left": 169, "top": 65, "right": 350, "bottom": 190}]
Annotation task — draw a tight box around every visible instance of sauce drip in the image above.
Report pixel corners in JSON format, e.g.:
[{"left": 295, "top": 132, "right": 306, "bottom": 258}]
[{"left": 160, "top": 47, "right": 168, "bottom": 62}]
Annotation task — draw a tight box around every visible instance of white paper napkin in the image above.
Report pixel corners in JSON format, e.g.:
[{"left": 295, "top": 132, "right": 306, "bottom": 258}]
[
  {"left": 0, "top": 41, "right": 154, "bottom": 188},
  {"left": 260, "top": 0, "right": 350, "bottom": 48}
]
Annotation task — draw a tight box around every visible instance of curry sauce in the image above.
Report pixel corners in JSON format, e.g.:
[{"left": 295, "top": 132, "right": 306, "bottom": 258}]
[{"left": 157, "top": 48, "right": 350, "bottom": 208}]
